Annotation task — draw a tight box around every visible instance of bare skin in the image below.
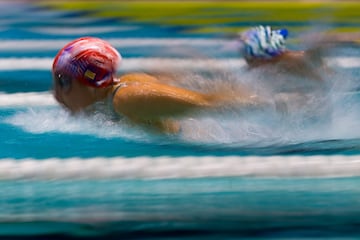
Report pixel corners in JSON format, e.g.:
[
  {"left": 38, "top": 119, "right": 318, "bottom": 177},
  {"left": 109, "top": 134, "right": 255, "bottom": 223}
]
[
  {"left": 245, "top": 50, "right": 325, "bottom": 81},
  {"left": 238, "top": 31, "right": 360, "bottom": 119},
  {"left": 53, "top": 72, "right": 261, "bottom": 134},
  {"left": 53, "top": 31, "right": 359, "bottom": 134},
  {"left": 243, "top": 31, "right": 360, "bottom": 82}
]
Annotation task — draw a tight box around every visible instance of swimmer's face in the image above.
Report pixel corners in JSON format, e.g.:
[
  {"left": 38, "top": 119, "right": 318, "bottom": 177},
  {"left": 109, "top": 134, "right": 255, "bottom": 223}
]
[{"left": 53, "top": 72, "right": 96, "bottom": 113}]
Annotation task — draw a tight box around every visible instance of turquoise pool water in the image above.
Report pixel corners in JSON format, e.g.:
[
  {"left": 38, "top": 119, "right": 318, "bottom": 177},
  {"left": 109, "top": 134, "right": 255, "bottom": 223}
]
[{"left": 2, "top": 1, "right": 360, "bottom": 239}]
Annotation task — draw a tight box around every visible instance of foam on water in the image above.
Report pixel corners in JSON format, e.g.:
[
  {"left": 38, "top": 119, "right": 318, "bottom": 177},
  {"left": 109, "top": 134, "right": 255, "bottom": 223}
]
[
  {"left": 2, "top": 107, "right": 150, "bottom": 142},
  {"left": 0, "top": 91, "right": 314, "bottom": 144},
  {"left": 2, "top": 57, "right": 360, "bottom": 145},
  {"left": 2, "top": 90, "right": 359, "bottom": 147}
]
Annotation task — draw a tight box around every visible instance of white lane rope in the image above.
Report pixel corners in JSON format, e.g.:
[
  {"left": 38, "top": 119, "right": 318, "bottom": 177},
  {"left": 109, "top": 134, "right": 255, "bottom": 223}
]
[
  {"left": 0, "top": 92, "right": 56, "bottom": 107},
  {"left": 0, "top": 56, "right": 359, "bottom": 71},
  {"left": 0, "top": 57, "right": 246, "bottom": 71},
  {"left": 0, "top": 38, "right": 228, "bottom": 51},
  {"left": 0, "top": 155, "right": 359, "bottom": 180}
]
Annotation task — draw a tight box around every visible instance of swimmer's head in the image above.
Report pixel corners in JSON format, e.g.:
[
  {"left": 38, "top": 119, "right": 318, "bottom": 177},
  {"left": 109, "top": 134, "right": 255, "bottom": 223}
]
[
  {"left": 238, "top": 25, "right": 288, "bottom": 60},
  {"left": 52, "top": 37, "right": 121, "bottom": 88}
]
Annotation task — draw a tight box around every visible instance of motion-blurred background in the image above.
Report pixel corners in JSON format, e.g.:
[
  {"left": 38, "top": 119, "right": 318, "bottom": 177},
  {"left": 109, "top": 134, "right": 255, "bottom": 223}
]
[{"left": 1, "top": 1, "right": 360, "bottom": 239}]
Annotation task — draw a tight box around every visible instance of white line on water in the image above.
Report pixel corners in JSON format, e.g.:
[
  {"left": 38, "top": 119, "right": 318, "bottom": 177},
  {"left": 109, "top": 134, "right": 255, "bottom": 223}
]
[
  {"left": 0, "top": 56, "right": 359, "bottom": 71},
  {"left": 0, "top": 155, "right": 359, "bottom": 180},
  {"left": 30, "top": 26, "right": 139, "bottom": 35},
  {"left": 0, "top": 57, "right": 246, "bottom": 71},
  {"left": 0, "top": 92, "right": 55, "bottom": 107},
  {"left": 0, "top": 38, "right": 227, "bottom": 50},
  {"left": 0, "top": 58, "right": 52, "bottom": 71}
]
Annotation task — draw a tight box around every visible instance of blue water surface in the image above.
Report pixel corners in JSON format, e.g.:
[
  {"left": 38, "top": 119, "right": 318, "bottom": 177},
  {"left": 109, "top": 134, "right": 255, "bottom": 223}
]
[{"left": 1, "top": 1, "right": 360, "bottom": 239}]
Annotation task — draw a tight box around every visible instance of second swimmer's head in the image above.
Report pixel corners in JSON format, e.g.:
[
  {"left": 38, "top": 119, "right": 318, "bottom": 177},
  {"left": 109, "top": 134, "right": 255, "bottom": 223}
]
[{"left": 238, "top": 25, "right": 288, "bottom": 60}]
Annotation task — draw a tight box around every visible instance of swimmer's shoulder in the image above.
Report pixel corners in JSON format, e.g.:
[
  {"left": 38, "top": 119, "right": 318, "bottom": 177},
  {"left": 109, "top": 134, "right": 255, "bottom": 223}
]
[
  {"left": 118, "top": 72, "right": 160, "bottom": 84},
  {"left": 111, "top": 72, "right": 163, "bottom": 117}
]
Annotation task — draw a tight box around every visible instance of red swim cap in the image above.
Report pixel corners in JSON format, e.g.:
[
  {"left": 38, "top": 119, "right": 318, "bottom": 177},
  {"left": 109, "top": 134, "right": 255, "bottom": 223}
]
[{"left": 53, "top": 37, "right": 121, "bottom": 88}]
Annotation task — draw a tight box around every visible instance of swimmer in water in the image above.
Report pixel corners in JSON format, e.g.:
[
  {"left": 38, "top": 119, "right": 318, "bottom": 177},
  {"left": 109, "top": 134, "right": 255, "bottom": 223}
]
[
  {"left": 52, "top": 37, "right": 262, "bottom": 134},
  {"left": 234, "top": 25, "right": 359, "bottom": 120},
  {"left": 236, "top": 25, "right": 360, "bottom": 82}
]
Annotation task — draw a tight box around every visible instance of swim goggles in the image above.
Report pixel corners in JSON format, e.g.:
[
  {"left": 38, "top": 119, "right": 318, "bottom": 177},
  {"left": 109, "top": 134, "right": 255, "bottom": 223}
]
[{"left": 54, "top": 72, "right": 72, "bottom": 92}]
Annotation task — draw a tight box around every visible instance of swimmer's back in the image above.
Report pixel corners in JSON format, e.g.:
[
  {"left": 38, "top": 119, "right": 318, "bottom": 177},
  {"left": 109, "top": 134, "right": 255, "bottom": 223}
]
[
  {"left": 119, "top": 73, "right": 161, "bottom": 84},
  {"left": 113, "top": 73, "right": 213, "bottom": 121}
]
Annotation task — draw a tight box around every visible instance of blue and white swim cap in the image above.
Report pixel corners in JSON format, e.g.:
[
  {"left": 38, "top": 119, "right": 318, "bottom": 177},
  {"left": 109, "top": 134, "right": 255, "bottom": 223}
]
[{"left": 238, "top": 25, "right": 288, "bottom": 59}]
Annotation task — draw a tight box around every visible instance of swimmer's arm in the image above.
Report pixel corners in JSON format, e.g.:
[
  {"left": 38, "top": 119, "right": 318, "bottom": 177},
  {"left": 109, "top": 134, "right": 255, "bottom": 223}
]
[
  {"left": 283, "top": 51, "right": 327, "bottom": 81},
  {"left": 298, "top": 31, "right": 359, "bottom": 64},
  {"left": 112, "top": 75, "right": 266, "bottom": 134},
  {"left": 246, "top": 51, "right": 325, "bottom": 81},
  {"left": 113, "top": 80, "right": 264, "bottom": 119},
  {"left": 112, "top": 83, "right": 212, "bottom": 120},
  {"left": 302, "top": 31, "right": 360, "bottom": 46},
  {"left": 112, "top": 82, "right": 214, "bottom": 134}
]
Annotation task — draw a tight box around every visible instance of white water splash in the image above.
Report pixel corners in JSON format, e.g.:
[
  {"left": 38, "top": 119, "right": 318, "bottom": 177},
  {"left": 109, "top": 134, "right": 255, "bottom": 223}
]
[
  {"left": 1, "top": 55, "right": 360, "bottom": 144},
  {"left": 3, "top": 107, "right": 149, "bottom": 141}
]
